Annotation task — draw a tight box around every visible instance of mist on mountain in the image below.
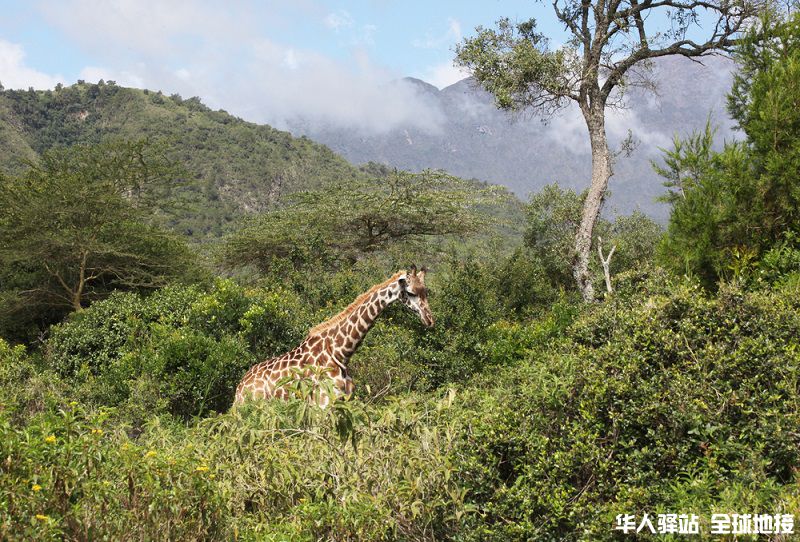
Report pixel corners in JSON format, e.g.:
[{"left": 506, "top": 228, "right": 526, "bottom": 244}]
[{"left": 286, "top": 55, "right": 737, "bottom": 222}]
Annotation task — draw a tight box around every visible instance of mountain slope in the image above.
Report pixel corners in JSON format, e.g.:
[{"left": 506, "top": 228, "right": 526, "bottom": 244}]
[
  {"left": 0, "top": 82, "right": 364, "bottom": 237},
  {"left": 288, "top": 56, "right": 736, "bottom": 222}
]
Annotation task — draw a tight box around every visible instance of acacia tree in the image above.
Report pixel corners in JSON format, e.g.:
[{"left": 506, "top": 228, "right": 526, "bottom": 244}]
[
  {"left": 221, "top": 169, "right": 501, "bottom": 271},
  {"left": 455, "top": 0, "right": 759, "bottom": 301},
  {"left": 0, "top": 141, "right": 193, "bottom": 335}
]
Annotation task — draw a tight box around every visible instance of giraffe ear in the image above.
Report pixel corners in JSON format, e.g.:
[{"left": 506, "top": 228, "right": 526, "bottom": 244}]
[
  {"left": 409, "top": 264, "right": 417, "bottom": 276},
  {"left": 419, "top": 266, "right": 427, "bottom": 277}
]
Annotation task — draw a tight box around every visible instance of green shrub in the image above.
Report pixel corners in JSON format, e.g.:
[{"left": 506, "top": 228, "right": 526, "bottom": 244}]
[
  {"left": 43, "top": 280, "right": 311, "bottom": 418},
  {"left": 445, "top": 277, "right": 800, "bottom": 540},
  {"left": 45, "top": 286, "right": 200, "bottom": 379},
  {"left": 0, "top": 389, "right": 466, "bottom": 541},
  {"left": 494, "top": 247, "right": 559, "bottom": 314},
  {"left": 113, "top": 326, "right": 254, "bottom": 418},
  {"left": 0, "top": 405, "right": 226, "bottom": 541},
  {"left": 0, "top": 340, "right": 67, "bottom": 425},
  {"left": 4, "top": 272, "right": 800, "bottom": 540},
  {"left": 757, "top": 233, "right": 800, "bottom": 286},
  {"left": 406, "top": 260, "right": 504, "bottom": 388}
]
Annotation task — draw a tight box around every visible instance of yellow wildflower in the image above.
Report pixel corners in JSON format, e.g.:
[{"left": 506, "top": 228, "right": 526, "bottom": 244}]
[
  {"left": 44, "top": 435, "right": 56, "bottom": 444},
  {"left": 144, "top": 450, "right": 157, "bottom": 458},
  {"left": 91, "top": 428, "right": 103, "bottom": 436},
  {"left": 35, "top": 514, "right": 49, "bottom": 521},
  {"left": 32, "top": 484, "right": 42, "bottom": 492},
  {"left": 195, "top": 465, "right": 209, "bottom": 473},
  {"left": 69, "top": 401, "right": 78, "bottom": 407}
]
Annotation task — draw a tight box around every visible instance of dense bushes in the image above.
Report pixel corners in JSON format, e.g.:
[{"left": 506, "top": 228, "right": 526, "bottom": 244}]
[
  {"left": 0, "top": 373, "right": 465, "bottom": 541},
  {"left": 3, "top": 273, "right": 799, "bottom": 540},
  {"left": 34, "top": 261, "right": 523, "bottom": 416},
  {"left": 36, "top": 261, "right": 538, "bottom": 414},
  {"left": 0, "top": 403, "right": 226, "bottom": 541},
  {"left": 447, "top": 274, "right": 800, "bottom": 540},
  {"left": 43, "top": 280, "right": 311, "bottom": 419}
]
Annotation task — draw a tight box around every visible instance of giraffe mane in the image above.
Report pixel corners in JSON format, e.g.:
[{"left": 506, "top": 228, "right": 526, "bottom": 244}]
[{"left": 307, "top": 271, "right": 406, "bottom": 336}]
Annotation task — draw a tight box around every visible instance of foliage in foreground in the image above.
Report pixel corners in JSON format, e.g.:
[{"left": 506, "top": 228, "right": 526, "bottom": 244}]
[
  {"left": 451, "top": 272, "right": 800, "bottom": 540},
  {"left": 2, "top": 273, "right": 799, "bottom": 540},
  {"left": 0, "top": 371, "right": 464, "bottom": 542}
]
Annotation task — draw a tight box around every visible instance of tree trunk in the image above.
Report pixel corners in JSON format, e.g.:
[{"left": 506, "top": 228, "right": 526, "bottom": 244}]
[
  {"left": 72, "top": 250, "right": 89, "bottom": 312},
  {"left": 573, "top": 107, "right": 612, "bottom": 302}
]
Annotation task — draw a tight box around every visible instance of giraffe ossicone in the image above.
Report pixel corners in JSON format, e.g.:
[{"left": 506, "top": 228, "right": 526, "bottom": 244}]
[{"left": 234, "top": 266, "right": 434, "bottom": 406}]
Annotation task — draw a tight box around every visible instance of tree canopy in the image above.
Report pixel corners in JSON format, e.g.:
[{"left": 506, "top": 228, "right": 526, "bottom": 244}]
[
  {"left": 220, "top": 169, "right": 503, "bottom": 271},
  {"left": 455, "top": 0, "right": 758, "bottom": 301},
  {"left": 0, "top": 140, "right": 194, "bottom": 339}
]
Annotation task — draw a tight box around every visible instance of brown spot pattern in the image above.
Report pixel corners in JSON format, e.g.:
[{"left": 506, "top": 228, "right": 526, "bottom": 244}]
[{"left": 233, "top": 272, "right": 427, "bottom": 407}]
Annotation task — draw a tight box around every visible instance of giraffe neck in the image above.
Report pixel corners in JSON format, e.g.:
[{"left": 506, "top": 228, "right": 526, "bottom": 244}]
[{"left": 325, "top": 281, "right": 401, "bottom": 364}]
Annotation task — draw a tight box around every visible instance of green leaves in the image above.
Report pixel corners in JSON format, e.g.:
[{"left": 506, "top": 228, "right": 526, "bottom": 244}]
[
  {"left": 3, "top": 268, "right": 800, "bottom": 540},
  {"left": 445, "top": 277, "right": 800, "bottom": 540},
  {"left": 221, "top": 169, "right": 500, "bottom": 272},
  {"left": 657, "top": 13, "right": 800, "bottom": 289},
  {"left": 454, "top": 18, "right": 573, "bottom": 114},
  {"left": 0, "top": 140, "right": 194, "bottom": 340},
  {"left": 43, "top": 280, "right": 311, "bottom": 420},
  {"left": 652, "top": 120, "right": 717, "bottom": 206}
]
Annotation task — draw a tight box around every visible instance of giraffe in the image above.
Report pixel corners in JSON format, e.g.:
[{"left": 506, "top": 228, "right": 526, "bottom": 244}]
[{"left": 234, "top": 266, "right": 434, "bottom": 406}]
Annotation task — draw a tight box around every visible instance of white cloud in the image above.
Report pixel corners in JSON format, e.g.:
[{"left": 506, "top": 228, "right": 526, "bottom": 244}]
[
  {"left": 422, "top": 61, "right": 469, "bottom": 89},
  {"left": 324, "top": 10, "right": 354, "bottom": 32},
  {"left": 0, "top": 39, "right": 65, "bottom": 89},
  {"left": 31, "top": 0, "right": 446, "bottom": 136},
  {"left": 39, "top": 0, "right": 250, "bottom": 57},
  {"left": 360, "top": 24, "right": 378, "bottom": 46},
  {"left": 540, "top": 106, "right": 589, "bottom": 154},
  {"left": 412, "top": 18, "right": 462, "bottom": 49},
  {"left": 242, "top": 40, "right": 445, "bottom": 134},
  {"left": 283, "top": 49, "right": 299, "bottom": 70},
  {"left": 174, "top": 68, "right": 191, "bottom": 81},
  {"left": 324, "top": 10, "right": 377, "bottom": 47}
]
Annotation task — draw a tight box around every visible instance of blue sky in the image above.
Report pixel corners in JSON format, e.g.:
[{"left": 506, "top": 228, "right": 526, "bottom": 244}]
[
  {"left": 0, "top": 1, "right": 567, "bottom": 90},
  {"left": 0, "top": 1, "right": 726, "bottom": 135},
  {"left": 0, "top": 1, "right": 575, "bottom": 130}
]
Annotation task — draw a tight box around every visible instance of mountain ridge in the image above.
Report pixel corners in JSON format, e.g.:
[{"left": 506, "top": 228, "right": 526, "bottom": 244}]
[
  {"left": 0, "top": 82, "right": 366, "bottom": 237},
  {"left": 289, "top": 55, "right": 737, "bottom": 221}
]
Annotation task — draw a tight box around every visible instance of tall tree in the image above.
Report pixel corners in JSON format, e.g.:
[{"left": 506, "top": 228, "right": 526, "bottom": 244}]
[
  {"left": 0, "top": 140, "right": 194, "bottom": 339},
  {"left": 455, "top": 0, "right": 758, "bottom": 301},
  {"left": 656, "top": 11, "right": 800, "bottom": 286}
]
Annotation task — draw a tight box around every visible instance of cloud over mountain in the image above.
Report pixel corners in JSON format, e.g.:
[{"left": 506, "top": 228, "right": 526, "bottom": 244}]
[{"left": 286, "top": 56, "right": 737, "bottom": 221}]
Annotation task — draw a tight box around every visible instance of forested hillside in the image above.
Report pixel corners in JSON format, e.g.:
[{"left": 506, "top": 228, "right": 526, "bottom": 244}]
[{"left": 0, "top": 82, "right": 364, "bottom": 237}]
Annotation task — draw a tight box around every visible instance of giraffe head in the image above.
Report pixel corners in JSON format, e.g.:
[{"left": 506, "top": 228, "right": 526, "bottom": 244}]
[{"left": 398, "top": 265, "right": 434, "bottom": 328}]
